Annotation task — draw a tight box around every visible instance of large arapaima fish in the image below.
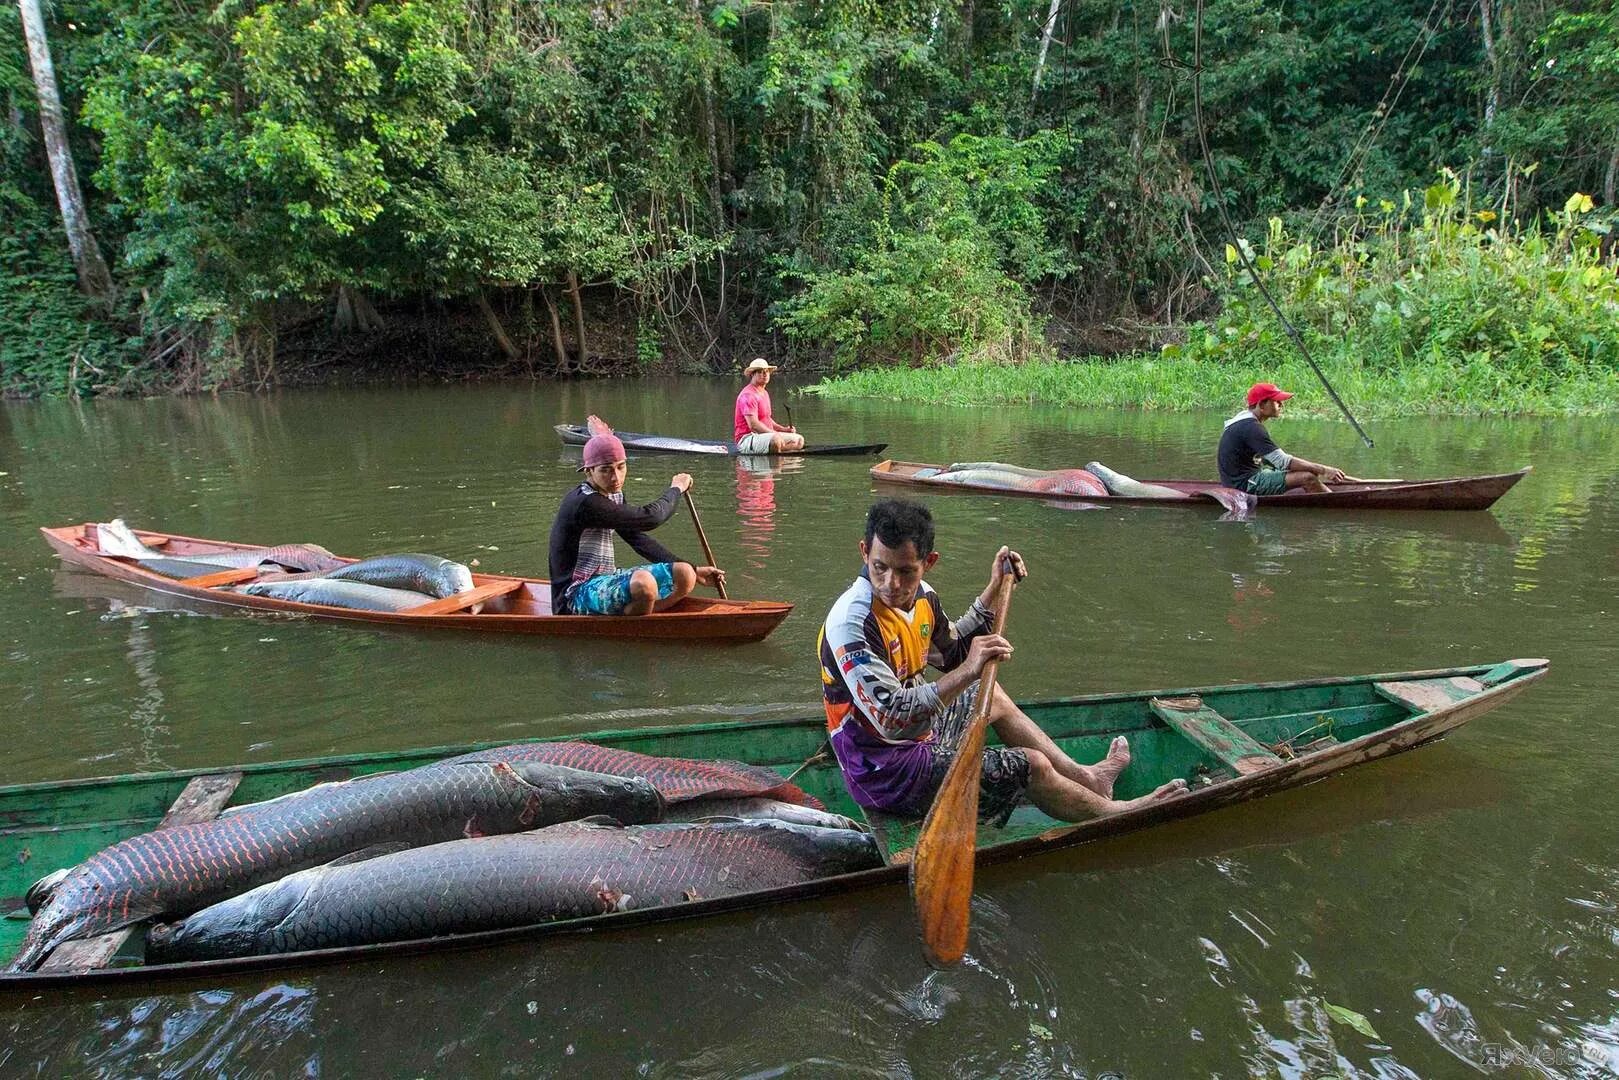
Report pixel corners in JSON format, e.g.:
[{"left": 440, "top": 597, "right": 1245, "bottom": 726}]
[
  {"left": 95, "top": 519, "right": 345, "bottom": 573},
  {"left": 240, "top": 578, "right": 435, "bottom": 612},
  {"left": 919, "top": 462, "right": 1108, "bottom": 497},
  {"left": 321, "top": 554, "right": 475, "bottom": 599},
  {"left": 445, "top": 742, "right": 822, "bottom": 808},
  {"left": 9, "top": 762, "right": 662, "bottom": 972},
  {"left": 147, "top": 818, "right": 883, "bottom": 960}
]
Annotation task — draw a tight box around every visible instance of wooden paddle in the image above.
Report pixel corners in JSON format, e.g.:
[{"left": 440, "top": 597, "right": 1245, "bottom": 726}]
[
  {"left": 785, "top": 403, "right": 796, "bottom": 434},
  {"left": 683, "top": 489, "right": 728, "bottom": 600},
  {"left": 909, "top": 555, "right": 1019, "bottom": 968},
  {"left": 1341, "top": 475, "right": 1405, "bottom": 484}
]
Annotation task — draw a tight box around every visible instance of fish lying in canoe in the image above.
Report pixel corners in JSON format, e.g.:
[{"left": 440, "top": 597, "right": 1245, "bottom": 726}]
[
  {"left": 322, "top": 554, "right": 474, "bottom": 599},
  {"left": 94, "top": 519, "right": 345, "bottom": 573},
  {"left": 446, "top": 742, "right": 821, "bottom": 807},
  {"left": 147, "top": 818, "right": 883, "bottom": 960},
  {"left": 917, "top": 462, "right": 1107, "bottom": 497},
  {"left": 8, "top": 762, "right": 662, "bottom": 972},
  {"left": 240, "top": 579, "right": 435, "bottom": 612},
  {"left": 663, "top": 797, "right": 866, "bottom": 832}
]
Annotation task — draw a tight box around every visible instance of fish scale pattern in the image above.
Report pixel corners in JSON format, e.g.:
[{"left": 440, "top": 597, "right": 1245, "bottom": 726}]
[
  {"left": 148, "top": 819, "right": 883, "bottom": 960},
  {"left": 9, "top": 762, "right": 662, "bottom": 971},
  {"left": 323, "top": 554, "right": 474, "bottom": 598},
  {"left": 933, "top": 467, "right": 1107, "bottom": 497},
  {"left": 447, "top": 742, "right": 822, "bottom": 808}
]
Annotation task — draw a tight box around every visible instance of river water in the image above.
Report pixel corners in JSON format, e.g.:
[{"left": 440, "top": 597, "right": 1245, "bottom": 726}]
[{"left": 0, "top": 380, "right": 1614, "bottom": 1077}]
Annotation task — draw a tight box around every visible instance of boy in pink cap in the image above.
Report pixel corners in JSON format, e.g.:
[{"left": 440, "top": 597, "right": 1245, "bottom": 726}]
[
  {"left": 1217, "top": 382, "right": 1346, "bottom": 495},
  {"left": 548, "top": 428, "right": 725, "bottom": 615}
]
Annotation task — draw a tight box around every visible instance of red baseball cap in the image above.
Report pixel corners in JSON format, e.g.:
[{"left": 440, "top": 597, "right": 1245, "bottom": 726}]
[{"left": 1246, "top": 382, "right": 1294, "bottom": 408}]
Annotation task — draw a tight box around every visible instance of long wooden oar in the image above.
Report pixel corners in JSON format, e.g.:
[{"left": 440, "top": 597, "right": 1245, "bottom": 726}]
[
  {"left": 909, "top": 559, "right": 1017, "bottom": 968},
  {"left": 683, "top": 490, "right": 728, "bottom": 600},
  {"left": 1342, "top": 475, "right": 1406, "bottom": 484}
]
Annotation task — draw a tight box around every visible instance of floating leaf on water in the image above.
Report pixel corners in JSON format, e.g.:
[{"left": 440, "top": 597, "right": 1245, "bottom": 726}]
[
  {"left": 1324, "top": 1002, "right": 1380, "bottom": 1040},
  {"left": 1029, "top": 1022, "right": 1053, "bottom": 1041}
]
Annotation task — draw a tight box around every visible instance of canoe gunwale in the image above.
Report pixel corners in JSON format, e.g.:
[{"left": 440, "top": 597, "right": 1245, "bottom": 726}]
[
  {"left": 871, "top": 460, "right": 1530, "bottom": 511},
  {"left": 0, "top": 661, "right": 1545, "bottom": 989},
  {"left": 41, "top": 525, "right": 792, "bottom": 642}
]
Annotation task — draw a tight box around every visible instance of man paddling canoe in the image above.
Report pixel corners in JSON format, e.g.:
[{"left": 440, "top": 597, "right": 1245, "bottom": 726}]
[
  {"left": 549, "top": 428, "right": 724, "bottom": 615},
  {"left": 734, "top": 358, "right": 805, "bottom": 454},
  {"left": 1218, "top": 382, "right": 1348, "bottom": 495},
  {"left": 817, "top": 499, "right": 1186, "bottom": 823}
]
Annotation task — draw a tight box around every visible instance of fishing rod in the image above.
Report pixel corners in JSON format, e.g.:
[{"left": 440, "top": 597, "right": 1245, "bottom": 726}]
[{"left": 1165, "top": 0, "right": 1375, "bottom": 448}]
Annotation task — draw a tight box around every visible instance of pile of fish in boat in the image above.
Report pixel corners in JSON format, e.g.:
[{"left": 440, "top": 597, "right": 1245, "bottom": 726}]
[
  {"left": 911, "top": 462, "right": 1254, "bottom": 515},
  {"left": 9, "top": 744, "right": 878, "bottom": 969},
  {"left": 96, "top": 519, "right": 475, "bottom": 612}
]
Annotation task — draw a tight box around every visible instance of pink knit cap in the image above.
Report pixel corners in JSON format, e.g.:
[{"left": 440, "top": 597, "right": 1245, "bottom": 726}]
[{"left": 578, "top": 432, "right": 627, "bottom": 470}]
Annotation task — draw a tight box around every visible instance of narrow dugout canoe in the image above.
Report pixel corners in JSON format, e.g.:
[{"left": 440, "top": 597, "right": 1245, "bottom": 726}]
[
  {"left": 555, "top": 423, "right": 887, "bottom": 457},
  {"left": 872, "top": 460, "right": 1531, "bottom": 511},
  {"left": 40, "top": 524, "right": 791, "bottom": 642},
  {"left": 0, "top": 658, "right": 1546, "bottom": 988}
]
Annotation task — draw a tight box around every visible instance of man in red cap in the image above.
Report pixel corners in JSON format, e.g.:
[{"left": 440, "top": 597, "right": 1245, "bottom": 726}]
[
  {"left": 547, "top": 429, "right": 725, "bottom": 616},
  {"left": 1217, "top": 382, "right": 1346, "bottom": 495}
]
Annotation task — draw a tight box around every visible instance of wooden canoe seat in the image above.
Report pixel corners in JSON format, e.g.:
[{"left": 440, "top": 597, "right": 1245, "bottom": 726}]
[
  {"left": 40, "top": 771, "right": 242, "bottom": 973},
  {"left": 179, "top": 566, "right": 261, "bottom": 589},
  {"left": 1374, "top": 675, "right": 1484, "bottom": 714},
  {"left": 1149, "top": 696, "right": 1282, "bottom": 777},
  {"left": 403, "top": 579, "right": 523, "bottom": 616}
]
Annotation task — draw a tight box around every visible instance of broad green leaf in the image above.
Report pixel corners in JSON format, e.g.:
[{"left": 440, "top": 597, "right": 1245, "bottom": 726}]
[{"left": 1324, "top": 1002, "right": 1380, "bottom": 1040}]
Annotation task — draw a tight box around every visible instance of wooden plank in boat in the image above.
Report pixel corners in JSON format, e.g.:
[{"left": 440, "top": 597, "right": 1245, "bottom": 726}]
[
  {"left": 39, "top": 771, "right": 242, "bottom": 973},
  {"left": 178, "top": 567, "right": 261, "bottom": 589},
  {"left": 1150, "top": 696, "right": 1281, "bottom": 776},
  {"left": 403, "top": 579, "right": 524, "bottom": 616},
  {"left": 1374, "top": 676, "right": 1484, "bottom": 714}
]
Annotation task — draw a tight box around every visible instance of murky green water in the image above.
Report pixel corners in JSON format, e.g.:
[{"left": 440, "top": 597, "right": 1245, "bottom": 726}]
[{"left": 0, "top": 381, "right": 1614, "bottom": 1076}]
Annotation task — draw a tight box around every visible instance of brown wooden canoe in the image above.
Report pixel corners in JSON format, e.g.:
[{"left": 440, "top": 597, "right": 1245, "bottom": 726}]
[
  {"left": 871, "top": 460, "right": 1530, "bottom": 511},
  {"left": 41, "top": 525, "right": 792, "bottom": 642}
]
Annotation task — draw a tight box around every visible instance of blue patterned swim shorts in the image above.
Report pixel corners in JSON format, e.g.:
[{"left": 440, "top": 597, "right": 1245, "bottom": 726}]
[{"left": 565, "top": 563, "right": 677, "bottom": 615}]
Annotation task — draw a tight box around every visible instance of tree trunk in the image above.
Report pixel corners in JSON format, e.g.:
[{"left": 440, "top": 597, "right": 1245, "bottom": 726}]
[
  {"left": 959, "top": 0, "right": 975, "bottom": 80},
  {"left": 1478, "top": 0, "right": 1501, "bottom": 142},
  {"left": 1605, "top": 142, "right": 1618, "bottom": 209},
  {"left": 541, "top": 286, "right": 570, "bottom": 374},
  {"left": 17, "top": 0, "right": 114, "bottom": 302},
  {"left": 1031, "top": 0, "right": 1062, "bottom": 100},
  {"left": 690, "top": 0, "right": 726, "bottom": 231},
  {"left": 476, "top": 291, "right": 521, "bottom": 361},
  {"left": 565, "top": 270, "right": 588, "bottom": 369}
]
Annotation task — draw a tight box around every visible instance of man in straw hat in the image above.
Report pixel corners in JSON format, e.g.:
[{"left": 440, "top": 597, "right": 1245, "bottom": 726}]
[
  {"left": 734, "top": 358, "right": 805, "bottom": 454},
  {"left": 548, "top": 426, "right": 725, "bottom": 616},
  {"left": 1218, "top": 382, "right": 1347, "bottom": 495}
]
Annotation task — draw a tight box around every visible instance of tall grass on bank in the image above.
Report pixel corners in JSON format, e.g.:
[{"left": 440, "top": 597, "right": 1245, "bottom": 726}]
[{"left": 811, "top": 178, "right": 1619, "bottom": 417}]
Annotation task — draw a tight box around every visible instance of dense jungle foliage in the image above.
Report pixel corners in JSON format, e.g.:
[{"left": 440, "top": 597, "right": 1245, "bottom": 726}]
[{"left": 2, "top": 0, "right": 1616, "bottom": 398}]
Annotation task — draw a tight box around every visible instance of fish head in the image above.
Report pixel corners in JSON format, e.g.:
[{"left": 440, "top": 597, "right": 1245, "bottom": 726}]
[{"left": 442, "top": 563, "right": 475, "bottom": 596}]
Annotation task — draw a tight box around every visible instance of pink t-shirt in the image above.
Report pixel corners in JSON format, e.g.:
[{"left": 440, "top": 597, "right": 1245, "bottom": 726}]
[{"left": 734, "top": 384, "right": 773, "bottom": 442}]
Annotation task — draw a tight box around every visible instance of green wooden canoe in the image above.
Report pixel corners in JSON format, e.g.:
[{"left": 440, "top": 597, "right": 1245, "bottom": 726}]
[{"left": 0, "top": 659, "right": 1546, "bottom": 989}]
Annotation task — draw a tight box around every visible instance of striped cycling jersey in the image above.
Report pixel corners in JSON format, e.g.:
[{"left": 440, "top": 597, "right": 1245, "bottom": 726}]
[{"left": 817, "top": 573, "right": 993, "bottom": 810}]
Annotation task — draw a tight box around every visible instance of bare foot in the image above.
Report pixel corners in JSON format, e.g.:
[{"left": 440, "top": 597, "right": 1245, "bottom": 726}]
[
  {"left": 1085, "top": 735, "right": 1132, "bottom": 798},
  {"left": 1103, "top": 778, "right": 1189, "bottom": 815}
]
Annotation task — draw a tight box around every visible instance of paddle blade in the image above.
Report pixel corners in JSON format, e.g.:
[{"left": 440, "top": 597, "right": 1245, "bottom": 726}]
[{"left": 909, "top": 720, "right": 988, "bottom": 968}]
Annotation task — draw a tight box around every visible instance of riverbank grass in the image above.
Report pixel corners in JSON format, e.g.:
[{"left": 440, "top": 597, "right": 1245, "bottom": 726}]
[{"left": 806, "top": 355, "right": 1619, "bottom": 417}]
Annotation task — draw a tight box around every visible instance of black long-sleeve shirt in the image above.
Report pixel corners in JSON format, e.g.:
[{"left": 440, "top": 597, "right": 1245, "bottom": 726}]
[{"left": 548, "top": 483, "right": 682, "bottom": 613}]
